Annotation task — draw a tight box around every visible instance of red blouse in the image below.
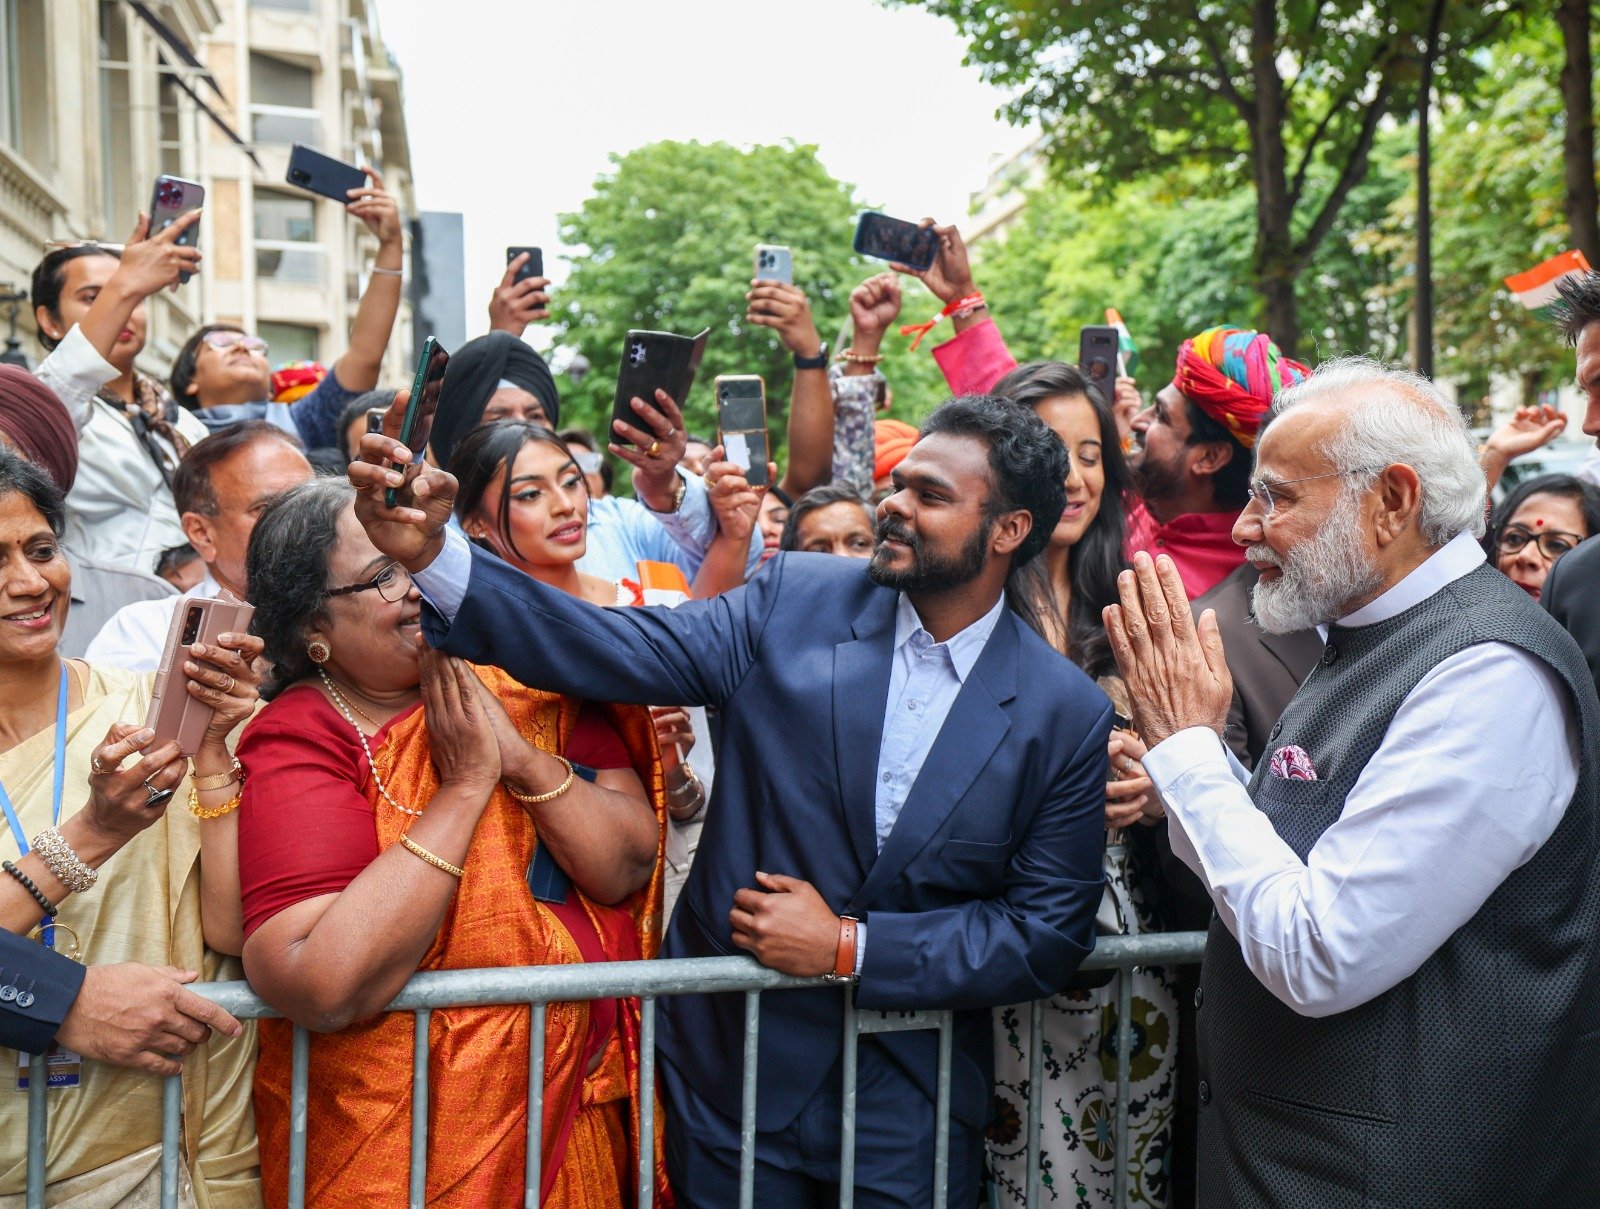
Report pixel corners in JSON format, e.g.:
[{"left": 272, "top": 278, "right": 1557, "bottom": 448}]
[{"left": 237, "top": 685, "right": 632, "bottom": 938}]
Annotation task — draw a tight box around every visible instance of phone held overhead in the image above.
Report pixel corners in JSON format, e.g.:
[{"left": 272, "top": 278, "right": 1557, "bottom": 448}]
[
  {"left": 753, "top": 244, "right": 793, "bottom": 286},
  {"left": 611, "top": 328, "right": 711, "bottom": 448},
  {"left": 1077, "top": 325, "right": 1120, "bottom": 404},
  {"left": 507, "top": 247, "right": 544, "bottom": 284},
  {"left": 386, "top": 336, "right": 450, "bottom": 508},
  {"left": 853, "top": 212, "right": 939, "bottom": 272},
  {"left": 285, "top": 144, "right": 368, "bottom": 204},
  {"left": 715, "top": 375, "right": 770, "bottom": 489},
  {"left": 150, "top": 175, "right": 204, "bottom": 285}
]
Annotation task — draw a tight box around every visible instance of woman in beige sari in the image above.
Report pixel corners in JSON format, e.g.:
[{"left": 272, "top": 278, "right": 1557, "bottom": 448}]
[{"left": 0, "top": 446, "right": 265, "bottom": 1208}]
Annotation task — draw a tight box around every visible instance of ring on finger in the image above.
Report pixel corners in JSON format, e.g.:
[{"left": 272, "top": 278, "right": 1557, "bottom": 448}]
[
  {"left": 90, "top": 755, "right": 108, "bottom": 776},
  {"left": 144, "top": 779, "right": 175, "bottom": 808},
  {"left": 219, "top": 674, "right": 236, "bottom": 694},
  {"left": 647, "top": 440, "right": 662, "bottom": 459}
]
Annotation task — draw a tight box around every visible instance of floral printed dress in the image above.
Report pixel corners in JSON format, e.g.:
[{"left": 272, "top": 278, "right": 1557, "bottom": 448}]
[{"left": 987, "top": 833, "right": 1179, "bottom": 1207}]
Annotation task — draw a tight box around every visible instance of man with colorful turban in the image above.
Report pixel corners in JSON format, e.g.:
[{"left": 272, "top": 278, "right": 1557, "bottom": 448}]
[{"left": 1126, "top": 326, "right": 1312, "bottom": 599}]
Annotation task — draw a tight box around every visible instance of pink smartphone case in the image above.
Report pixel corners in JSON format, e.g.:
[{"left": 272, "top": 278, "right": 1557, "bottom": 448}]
[{"left": 144, "top": 591, "right": 255, "bottom": 757}]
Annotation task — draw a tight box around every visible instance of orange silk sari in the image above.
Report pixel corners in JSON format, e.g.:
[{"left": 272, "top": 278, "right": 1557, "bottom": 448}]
[{"left": 254, "top": 666, "right": 674, "bottom": 1207}]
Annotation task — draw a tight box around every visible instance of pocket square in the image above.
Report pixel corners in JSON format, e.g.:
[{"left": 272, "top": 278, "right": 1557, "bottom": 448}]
[{"left": 1269, "top": 744, "right": 1319, "bottom": 781}]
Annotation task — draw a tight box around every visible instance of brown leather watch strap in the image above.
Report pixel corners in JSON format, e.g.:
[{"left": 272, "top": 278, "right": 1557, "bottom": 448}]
[{"left": 832, "top": 916, "right": 860, "bottom": 982}]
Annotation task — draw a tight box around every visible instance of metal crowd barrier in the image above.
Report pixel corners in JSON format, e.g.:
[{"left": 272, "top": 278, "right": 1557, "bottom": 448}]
[{"left": 22, "top": 932, "right": 1207, "bottom": 1209}]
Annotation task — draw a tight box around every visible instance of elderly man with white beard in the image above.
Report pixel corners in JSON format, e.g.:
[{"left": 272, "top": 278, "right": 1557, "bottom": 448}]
[{"left": 1104, "top": 357, "right": 1600, "bottom": 1208}]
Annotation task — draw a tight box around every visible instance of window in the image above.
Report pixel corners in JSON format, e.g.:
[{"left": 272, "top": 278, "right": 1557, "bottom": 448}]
[
  {"left": 257, "top": 322, "right": 318, "bottom": 365},
  {"left": 254, "top": 190, "right": 324, "bottom": 284},
  {"left": 157, "top": 65, "right": 183, "bottom": 178},
  {"left": 98, "top": 1, "right": 137, "bottom": 226},
  {"left": 250, "top": 0, "right": 316, "bottom": 10},
  {"left": 0, "top": 0, "right": 19, "bottom": 149},
  {"left": 249, "top": 53, "right": 319, "bottom": 146}
]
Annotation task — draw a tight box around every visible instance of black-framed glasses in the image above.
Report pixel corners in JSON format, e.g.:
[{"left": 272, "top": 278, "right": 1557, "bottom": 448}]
[
  {"left": 326, "top": 561, "right": 411, "bottom": 602},
  {"left": 1496, "top": 524, "right": 1585, "bottom": 561}
]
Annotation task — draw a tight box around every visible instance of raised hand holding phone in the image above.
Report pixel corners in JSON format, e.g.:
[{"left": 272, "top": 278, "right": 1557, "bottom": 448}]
[
  {"left": 386, "top": 337, "right": 449, "bottom": 508},
  {"left": 349, "top": 393, "right": 460, "bottom": 573},
  {"left": 490, "top": 250, "right": 552, "bottom": 335}
]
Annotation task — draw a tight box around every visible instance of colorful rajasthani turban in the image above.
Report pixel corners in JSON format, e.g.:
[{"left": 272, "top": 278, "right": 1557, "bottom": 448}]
[
  {"left": 1171, "top": 326, "right": 1311, "bottom": 449},
  {"left": 874, "top": 419, "right": 919, "bottom": 482}
]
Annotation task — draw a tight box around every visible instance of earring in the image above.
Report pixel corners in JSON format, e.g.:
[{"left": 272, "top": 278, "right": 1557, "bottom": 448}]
[{"left": 307, "top": 640, "right": 330, "bottom": 664}]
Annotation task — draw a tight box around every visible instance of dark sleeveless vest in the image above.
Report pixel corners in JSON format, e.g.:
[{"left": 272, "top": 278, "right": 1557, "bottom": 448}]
[{"left": 1195, "top": 564, "right": 1600, "bottom": 1208}]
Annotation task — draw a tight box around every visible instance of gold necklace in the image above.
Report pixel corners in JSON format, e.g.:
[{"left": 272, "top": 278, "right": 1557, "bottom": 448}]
[{"left": 317, "top": 669, "right": 422, "bottom": 817}]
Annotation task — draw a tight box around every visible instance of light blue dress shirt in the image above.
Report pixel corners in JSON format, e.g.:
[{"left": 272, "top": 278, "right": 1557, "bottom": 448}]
[{"left": 576, "top": 473, "right": 763, "bottom": 583}]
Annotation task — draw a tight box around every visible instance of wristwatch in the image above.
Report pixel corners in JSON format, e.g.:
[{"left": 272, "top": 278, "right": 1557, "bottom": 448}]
[{"left": 793, "top": 342, "right": 829, "bottom": 371}]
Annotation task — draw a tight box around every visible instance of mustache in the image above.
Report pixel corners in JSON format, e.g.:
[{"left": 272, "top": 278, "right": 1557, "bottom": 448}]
[
  {"left": 1246, "top": 545, "right": 1281, "bottom": 570},
  {"left": 874, "top": 517, "right": 919, "bottom": 551}
]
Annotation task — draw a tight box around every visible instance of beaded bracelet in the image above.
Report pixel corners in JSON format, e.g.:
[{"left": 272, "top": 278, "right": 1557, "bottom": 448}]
[
  {"left": 188, "top": 786, "right": 242, "bottom": 820},
  {"left": 834, "top": 348, "right": 885, "bottom": 365},
  {"left": 30, "top": 827, "right": 96, "bottom": 894},
  {"left": 2, "top": 860, "right": 58, "bottom": 918}
]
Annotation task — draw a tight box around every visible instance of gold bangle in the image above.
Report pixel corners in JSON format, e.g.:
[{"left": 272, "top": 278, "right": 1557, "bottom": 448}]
[
  {"left": 504, "top": 756, "right": 575, "bottom": 805},
  {"left": 399, "top": 832, "right": 464, "bottom": 878},
  {"left": 193, "top": 758, "right": 243, "bottom": 792},
  {"left": 188, "top": 785, "right": 242, "bottom": 819}
]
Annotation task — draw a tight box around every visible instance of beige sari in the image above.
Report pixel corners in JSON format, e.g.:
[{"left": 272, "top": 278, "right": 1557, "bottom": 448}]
[{"left": 0, "top": 666, "right": 260, "bottom": 1208}]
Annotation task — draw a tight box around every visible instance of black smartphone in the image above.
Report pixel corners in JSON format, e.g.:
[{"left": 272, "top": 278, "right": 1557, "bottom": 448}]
[
  {"left": 507, "top": 246, "right": 543, "bottom": 284},
  {"left": 715, "top": 376, "right": 770, "bottom": 489},
  {"left": 286, "top": 143, "right": 367, "bottom": 204},
  {"left": 853, "top": 211, "right": 938, "bottom": 272},
  {"left": 386, "top": 337, "right": 449, "bottom": 508},
  {"left": 611, "top": 328, "right": 711, "bottom": 447},
  {"left": 150, "top": 176, "right": 204, "bottom": 285},
  {"left": 1078, "top": 325, "right": 1120, "bottom": 406}
]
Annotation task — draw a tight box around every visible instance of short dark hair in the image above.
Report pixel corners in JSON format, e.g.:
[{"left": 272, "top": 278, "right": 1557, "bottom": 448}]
[
  {"left": 557, "top": 425, "right": 613, "bottom": 492},
  {"left": 170, "top": 323, "right": 247, "bottom": 406},
  {"left": 1553, "top": 270, "right": 1600, "bottom": 346},
  {"left": 247, "top": 478, "right": 354, "bottom": 698},
  {"left": 1485, "top": 473, "right": 1600, "bottom": 559},
  {"left": 0, "top": 445, "right": 66, "bottom": 536},
  {"left": 339, "top": 390, "right": 398, "bottom": 462},
  {"left": 449, "top": 419, "right": 583, "bottom": 562},
  {"left": 779, "top": 483, "right": 872, "bottom": 552},
  {"left": 1182, "top": 398, "right": 1251, "bottom": 508},
  {"left": 155, "top": 542, "right": 200, "bottom": 580},
  {"left": 173, "top": 420, "right": 304, "bottom": 517},
  {"left": 916, "top": 394, "right": 1068, "bottom": 568},
  {"left": 30, "top": 245, "right": 122, "bottom": 352}
]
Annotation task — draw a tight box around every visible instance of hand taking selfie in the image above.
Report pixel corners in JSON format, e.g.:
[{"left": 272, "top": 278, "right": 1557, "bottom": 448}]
[
  {"left": 114, "top": 210, "right": 203, "bottom": 298},
  {"left": 704, "top": 448, "right": 766, "bottom": 544},
  {"left": 729, "top": 872, "right": 839, "bottom": 977},
  {"left": 345, "top": 167, "right": 403, "bottom": 251},
  {"left": 348, "top": 400, "right": 460, "bottom": 572},
  {"left": 489, "top": 253, "right": 552, "bottom": 335},
  {"left": 614, "top": 389, "right": 690, "bottom": 510},
  {"left": 746, "top": 281, "right": 822, "bottom": 357}
]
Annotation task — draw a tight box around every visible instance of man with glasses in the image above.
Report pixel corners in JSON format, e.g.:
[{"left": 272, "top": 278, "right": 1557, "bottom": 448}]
[
  {"left": 86, "top": 422, "right": 313, "bottom": 671},
  {"left": 1108, "top": 356, "right": 1600, "bottom": 1206}
]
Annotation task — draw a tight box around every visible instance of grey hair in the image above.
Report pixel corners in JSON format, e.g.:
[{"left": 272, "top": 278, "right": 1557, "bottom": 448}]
[{"left": 1265, "top": 356, "right": 1486, "bottom": 543}]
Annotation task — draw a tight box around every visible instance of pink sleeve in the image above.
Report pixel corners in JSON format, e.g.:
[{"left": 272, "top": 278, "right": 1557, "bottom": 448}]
[{"left": 930, "top": 319, "right": 1020, "bottom": 395}]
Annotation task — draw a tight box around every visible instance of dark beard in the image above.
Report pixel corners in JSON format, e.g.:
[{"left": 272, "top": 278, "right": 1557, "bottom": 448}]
[
  {"left": 868, "top": 514, "right": 993, "bottom": 593},
  {"left": 1133, "top": 445, "right": 1184, "bottom": 509}
]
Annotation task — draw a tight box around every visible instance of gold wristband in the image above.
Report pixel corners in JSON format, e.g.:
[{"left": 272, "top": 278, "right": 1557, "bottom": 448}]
[
  {"left": 188, "top": 786, "right": 241, "bottom": 820},
  {"left": 399, "top": 833, "right": 464, "bottom": 878},
  {"left": 505, "top": 756, "right": 576, "bottom": 805},
  {"left": 193, "top": 758, "right": 243, "bottom": 792}
]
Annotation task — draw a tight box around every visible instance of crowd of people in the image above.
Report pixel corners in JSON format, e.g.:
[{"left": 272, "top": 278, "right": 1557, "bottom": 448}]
[{"left": 1, "top": 182, "right": 1599, "bottom": 1209}]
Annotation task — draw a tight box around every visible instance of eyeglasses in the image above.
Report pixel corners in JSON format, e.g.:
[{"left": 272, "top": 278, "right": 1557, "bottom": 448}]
[
  {"left": 201, "top": 331, "right": 269, "bottom": 357},
  {"left": 1246, "top": 468, "right": 1380, "bottom": 517},
  {"left": 1496, "top": 524, "right": 1585, "bottom": 561},
  {"left": 326, "top": 561, "right": 412, "bottom": 603}
]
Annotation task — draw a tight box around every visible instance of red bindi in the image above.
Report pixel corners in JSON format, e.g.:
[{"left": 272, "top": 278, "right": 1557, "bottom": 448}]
[{"left": 1535, "top": 518, "right": 1544, "bottom": 526}]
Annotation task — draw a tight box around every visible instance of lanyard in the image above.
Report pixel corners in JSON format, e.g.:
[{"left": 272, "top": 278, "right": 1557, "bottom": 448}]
[{"left": 0, "top": 663, "right": 69, "bottom": 948}]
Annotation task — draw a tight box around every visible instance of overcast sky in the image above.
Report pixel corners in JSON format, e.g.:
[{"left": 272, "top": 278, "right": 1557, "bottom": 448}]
[{"left": 375, "top": 0, "right": 1033, "bottom": 335}]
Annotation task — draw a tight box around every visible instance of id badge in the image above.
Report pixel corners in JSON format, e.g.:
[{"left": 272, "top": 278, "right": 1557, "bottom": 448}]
[{"left": 18, "top": 1044, "right": 82, "bottom": 1090}]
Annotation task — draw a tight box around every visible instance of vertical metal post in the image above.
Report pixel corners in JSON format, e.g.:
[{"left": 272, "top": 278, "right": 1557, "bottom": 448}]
[
  {"left": 838, "top": 989, "right": 859, "bottom": 1209},
  {"left": 288, "top": 1025, "right": 309, "bottom": 1209},
  {"left": 524, "top": 1001, "right": 546, "bottom": 1209},
  {"left": 1024, "top": 1000, "right": 1044, "bottom": 1208},
  {"left": 25, "top": 1048, "right": 47, "bottom": 1208},
  {"left": 161, "top": 1073, "right": 182, "bottom": 1208},
  {"left": 932, "top": 1012, "right": 952, "bottom": 1207},
  {"left": 1112, "top": 971, "right": 1134, "bottom": 1208},
  {"left": 410, "top": 1008, "right": 431, "bottom": 1209},
  {"left": 637, "top": 997, "right": 655, "bottom": 1209},
  {"left": 738, "top": 990, "right": 761, "bottom": 1209}
]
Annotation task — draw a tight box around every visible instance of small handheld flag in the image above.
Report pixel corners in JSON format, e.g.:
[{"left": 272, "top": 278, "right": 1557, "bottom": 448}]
[{"left": 1504, "top": 251, "right": 1593, "bottom": 315}]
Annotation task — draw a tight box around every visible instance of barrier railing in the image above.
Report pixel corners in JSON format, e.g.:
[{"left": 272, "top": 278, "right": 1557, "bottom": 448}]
[{"left": 22, "top": 931, "right": 1207, "bottom": 1209}]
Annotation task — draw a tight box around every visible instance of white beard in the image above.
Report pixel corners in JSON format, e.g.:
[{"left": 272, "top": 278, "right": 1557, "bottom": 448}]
[{"left": 1249, "top": 491, "right": 1383, "bottom": 634}]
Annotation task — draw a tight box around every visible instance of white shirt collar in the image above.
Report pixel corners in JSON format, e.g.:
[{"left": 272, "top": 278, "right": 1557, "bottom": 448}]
[
  {"left": 1336, "top": 530, "right": 1485, "bottom": 628},
  {"left": 893, "top": 592, "right": 1006, "bottom": 682}
]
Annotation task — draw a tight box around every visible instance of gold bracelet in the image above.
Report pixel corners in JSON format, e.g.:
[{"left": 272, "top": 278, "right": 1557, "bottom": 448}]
[
  {"left": 504, "top": 756, "right": 575, "bottom": 805},
  {"left": 399, "top": 832, "right": 464, "bottom": 877},
  {"left": 188, "top": 785, "right": 242, "bottom": 819},
  {"left": 193, "top": 758, "right": 243, "bottom": 792}
]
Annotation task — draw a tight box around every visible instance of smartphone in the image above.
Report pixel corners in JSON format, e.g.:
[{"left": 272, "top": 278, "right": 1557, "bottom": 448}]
[
  {"left": 286, "top": 143, "right": 367, "bottom": 204},
  {"left": 507, "top": 246, "right": 544, "bottom": 284},
  {"left": 1078, "top": 325, "right": 1120, "bottom": 406},
  {"left": 150, "top": 175, "right": 204, "bottom": 285},
  {"left": 611, "top": 328, "right": 711, "bottom": 447},
  {"left": 853, "top": 211, "right": 938, "bottom": 272},
  {"left": 715, "top": 375, "right": 770, "bottom": 489},
  {"left": 386, "top": 337, "right": 449, "bottom": 508},
  {"left": 145, "top": 592, "right": 255, "bottom": 757},
  {"left": 753, "top": 244, "right": 792, "bottom": 285}
]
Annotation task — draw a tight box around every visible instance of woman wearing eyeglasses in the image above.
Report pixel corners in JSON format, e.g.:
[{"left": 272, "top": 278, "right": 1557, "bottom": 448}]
[
  {"left": 1486, "top": 474, "right": 1600, "bottom": 603},
  {"left": 236, "top": 478, "right": 673, "bottom": 1206}
]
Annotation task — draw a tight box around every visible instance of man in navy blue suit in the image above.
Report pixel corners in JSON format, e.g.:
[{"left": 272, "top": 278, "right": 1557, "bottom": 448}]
[{"left": 350, "top": 394, "right": 1113, "bottom": 1206}]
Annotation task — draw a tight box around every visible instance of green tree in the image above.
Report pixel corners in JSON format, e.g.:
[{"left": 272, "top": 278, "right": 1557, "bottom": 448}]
[{"left": 549, "top": 140, "right": 951, "bottom": 468}]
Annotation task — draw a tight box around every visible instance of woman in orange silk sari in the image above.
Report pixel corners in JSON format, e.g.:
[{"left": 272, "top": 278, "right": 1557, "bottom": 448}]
[{"left": 236, "top": 480, "right": 673, "bottom": 1206}]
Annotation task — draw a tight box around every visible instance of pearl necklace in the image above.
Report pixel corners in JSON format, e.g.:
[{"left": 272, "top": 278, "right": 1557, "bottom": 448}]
[{"left": 318, "top": 668, "right": 422, "bottom": 816}]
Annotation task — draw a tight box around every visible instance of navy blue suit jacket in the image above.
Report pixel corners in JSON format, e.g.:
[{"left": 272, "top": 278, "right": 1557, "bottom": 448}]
[
  {"left": 0, "top": 929, "right": 84, "bottom": 1055},
  {"left": 423, "top": 549, "right": 1112, "bottom": 1132}
]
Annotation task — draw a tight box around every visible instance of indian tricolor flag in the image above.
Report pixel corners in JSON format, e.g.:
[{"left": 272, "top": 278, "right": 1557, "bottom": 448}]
[
  {"left": 1106, "top": 307, "right": 1140, "bottom": 376},
  {"left": 1504, "top": 250, "right": 1592, "bottom": 315}
]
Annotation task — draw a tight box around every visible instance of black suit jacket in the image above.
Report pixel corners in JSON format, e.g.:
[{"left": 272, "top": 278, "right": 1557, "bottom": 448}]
[
  {"left": 1545, "top": 534, "right": 1600, "bottom": 701},
  {"left": 0, "top": 930, "right": 84, "bottom": 1054},
  {"left": 424, "top": 548, "right": 1114, "bottom": 1133}
]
